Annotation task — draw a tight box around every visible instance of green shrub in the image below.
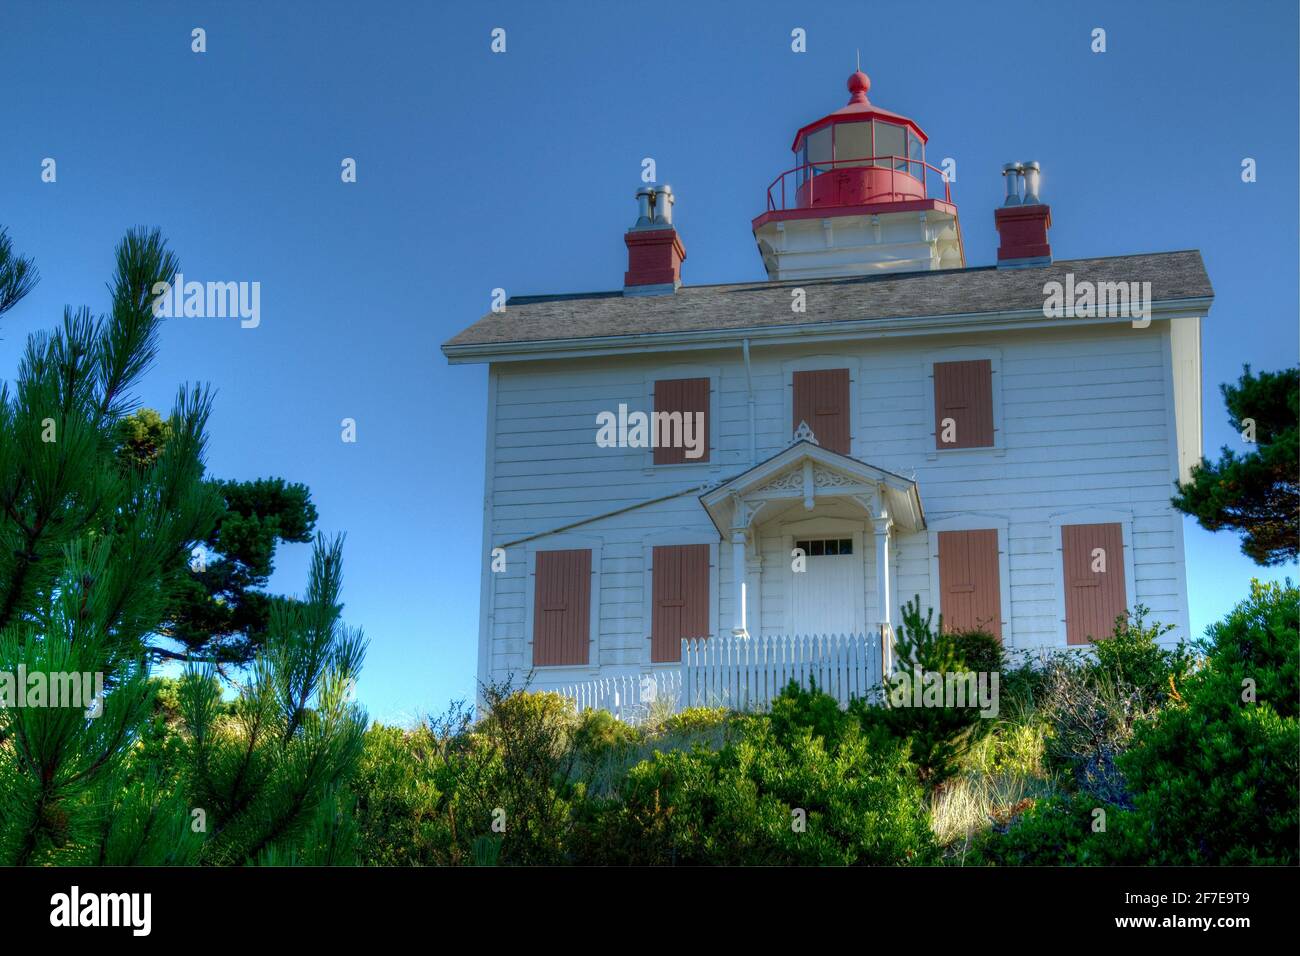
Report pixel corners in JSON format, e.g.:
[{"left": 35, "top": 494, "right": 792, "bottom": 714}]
[
  {"left": 948, "top": 629, "right": 1004, "bottom": 675},
  {"left": 352, "top": 724, "right": 449, "bottom": 866},
  {"left": 1110, "top": 581, "right": 1299, "bottom": 864},
  {"left": 1091, "top": 605, "right": 1194, "bottom": 705},
  {"left": 1034, "top": 607, "right": 1193, "bottom": 804},
  {"left": 876, "top": 598, "right": 997, "bottom": 786},
  {"left": 576, "top": 686, "right": 936, "bottom": 865},
  {"left": 768, "top": 679, "right": 854, "bottom": 750},
  {"left": 1193, "top": 579, "right": 1298, "bottom": 720},
  {"left": 974, "top": 583, "right": 1299, "bottom": 866},
  {"left": 967, "top": 792, "right": 1110, "bottom": 865},
  {"left": 661, "top": 706, "right": 730, "bottom": 736}
]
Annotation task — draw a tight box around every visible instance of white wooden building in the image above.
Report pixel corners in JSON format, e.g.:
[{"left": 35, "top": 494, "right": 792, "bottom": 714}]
[{"left": 442, "top": 69, "right": 1212, "bottom": 712}]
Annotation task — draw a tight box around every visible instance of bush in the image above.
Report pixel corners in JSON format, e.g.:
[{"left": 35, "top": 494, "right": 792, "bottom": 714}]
[
  {"left": 1111, "top": 582, "right": 1299, "bottom": 864},
  {"left": 576, "top": 685, "right": 937, "bottom": 865},
  {"left": 967, "top": 792, "right": 1110, "bottom": 865},
  {"left": 948, "top": 629, "right": 1004, "bottom": 676},
  {"left": 974, "top": 583, "right": 1299, "bottom": 866},
  {"left": 1091, "top": 605, "right": 1193, "bottom": 705},
  {"left": 875, "top": 598, "right": 999, "bottom": 786},
  {"left": 1036, "top": 606, "right": 1193, "bottom": 804},
  {"left": 352, "top": 724, "right": 449, "bottom": 866}
]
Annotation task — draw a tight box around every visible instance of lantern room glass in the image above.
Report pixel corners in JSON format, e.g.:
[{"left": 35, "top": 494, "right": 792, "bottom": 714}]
[
  {"left": 794, "top": 118, "right": 926, "bottom": 193},
  {"left": 872, "top": 122, "right": 905, "bottom": 169},
  {"left": 835, "top": 121, "right": 872, "bottom": 167}
]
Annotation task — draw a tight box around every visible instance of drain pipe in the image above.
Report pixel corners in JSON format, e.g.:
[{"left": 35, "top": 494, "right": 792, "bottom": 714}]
[{"left": 742, "top": 338, "right": 758, "bottom": 463}]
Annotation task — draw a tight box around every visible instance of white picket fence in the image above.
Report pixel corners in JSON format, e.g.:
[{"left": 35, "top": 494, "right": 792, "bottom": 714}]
[
  {"left": 555, "top": 629, "right": 892, "bottom": 721},
  {"left": 554, "top": 669, "right": 682, "bottom": 724},
  {"left": 680, "top": 632, "right": 886, "bottom": 711}
]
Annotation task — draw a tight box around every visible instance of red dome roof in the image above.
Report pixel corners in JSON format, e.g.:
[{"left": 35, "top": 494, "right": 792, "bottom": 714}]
[{"left": 791, "top": 70, "right": 928, "bottom": 151}]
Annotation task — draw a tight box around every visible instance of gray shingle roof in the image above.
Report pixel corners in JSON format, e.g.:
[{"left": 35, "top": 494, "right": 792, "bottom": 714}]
[{"left": 442, "top": 250, "right": 1212, "bottom": 354}]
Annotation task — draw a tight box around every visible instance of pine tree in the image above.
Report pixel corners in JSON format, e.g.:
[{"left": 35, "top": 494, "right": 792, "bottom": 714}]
[
  {"left": 0, "top": 226, "right": 367, "bottom": 865},
  {"left": 0, "top": 227, "right": 223, "bottom": 863},
  {"left": 113, "top": 410, "right": 320, "bottom": 667},
  {"left": 1172, "top": 365, "right": 1299, "bottom": 566},
  {"left": 180, "top": 534, "right": 368, "bottom": 864}
]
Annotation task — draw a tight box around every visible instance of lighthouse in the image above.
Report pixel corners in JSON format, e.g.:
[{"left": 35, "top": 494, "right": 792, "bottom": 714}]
[{"left": 752, "top": 68, "right": 964, "bottom": 279}]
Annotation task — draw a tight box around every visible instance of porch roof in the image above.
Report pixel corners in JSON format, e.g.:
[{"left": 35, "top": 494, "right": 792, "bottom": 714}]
[{"left": 698, "top": 440, "right": 925, "bottom": 537}]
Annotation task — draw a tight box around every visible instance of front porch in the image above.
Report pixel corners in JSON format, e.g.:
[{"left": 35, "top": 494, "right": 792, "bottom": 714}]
[
  {"left": 556, "top": 437, "right": 925, "bottom": 721},
  {"left": 699, "top": 436, "right": 925, "bottom": 646}
]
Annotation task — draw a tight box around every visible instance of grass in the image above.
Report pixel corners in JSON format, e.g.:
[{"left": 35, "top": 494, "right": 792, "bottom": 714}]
[{"left": 927, "top": 700, "right": 1058, "bottom": 859}]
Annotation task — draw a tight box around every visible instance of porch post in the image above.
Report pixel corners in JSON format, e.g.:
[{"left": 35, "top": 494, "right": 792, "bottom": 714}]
[
  {"left": 731, "top": 530, "right": 749, "bottom": 637},
  {"left": 872, "top": 510, "right": 894, "bottom": 629}
]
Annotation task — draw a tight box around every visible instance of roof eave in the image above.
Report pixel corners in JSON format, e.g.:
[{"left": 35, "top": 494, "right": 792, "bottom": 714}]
[{"left": 441, "top": 295, "right": 1215, "bottom": 365}]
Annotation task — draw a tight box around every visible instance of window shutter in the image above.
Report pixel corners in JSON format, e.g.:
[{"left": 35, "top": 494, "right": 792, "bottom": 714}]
[
  {"left": 651, "top": 544, "right": 710, "bottom": 662},
  {"left": 792, "top": 369, "right": 851, "bottom": 455},
  {"left": 933, "top": 359, "right": 994, "bottom": 449},
  {"left": 533, "top": 549, "right": 592, "bottom": 666},
  {"left": 653, "top": 377, "right": 710, "bottom": 465},
  {"left": 1061, "top": 523, "right": 1126, "bottom": 645},
  {"left": 937, "top": 530, "right": 1002, "bottom": 640}
]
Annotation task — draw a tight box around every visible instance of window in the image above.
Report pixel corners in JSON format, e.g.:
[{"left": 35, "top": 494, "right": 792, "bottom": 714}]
[
  {"left": 793, "top": 368, "right": 851, "bottom": 455},
  {"left": 650, "top": 544, "right": 710, "bottom": 662},
  {"left": 533, "top": 549, "right": 591, "bottom": 666},
  {"left": 795, "top": 538, "right": 854, "bottom": 557},
  {"left": 907, "top": 131, "right": 923, "bottom": 179},
  {"left": 937, "top": 530, "right": 1002, "bottom": 640},
  {"left": 873, "top": 121, "right": 905, "bottom": 170},
  {"left": 933, "top": 359, "right": 995, "bottom": 449},
  {"left": 835, "top": 121, "right": 872, "bottom": 167},
  {"left": 653, "top": 377, "right": 709, "bottom": 465},
  {"left": 806, "top": 127, "right": 831, "bottom": 173},
  {"left": 1061, "top": 523, "right": 1127, "bottom": 645}
]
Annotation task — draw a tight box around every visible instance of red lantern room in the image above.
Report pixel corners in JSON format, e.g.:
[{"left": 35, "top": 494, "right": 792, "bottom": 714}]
[{"left": 752, "top": 67, "right": 965, "bottom": 279}]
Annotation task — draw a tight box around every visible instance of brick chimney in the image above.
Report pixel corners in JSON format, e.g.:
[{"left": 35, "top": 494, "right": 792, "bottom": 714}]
[
  {"left": 995, "top": 161, "right": 1052, "bottom": 268},
  {"left": 624, "top": 184, "right": 686, "bottom": 296}
]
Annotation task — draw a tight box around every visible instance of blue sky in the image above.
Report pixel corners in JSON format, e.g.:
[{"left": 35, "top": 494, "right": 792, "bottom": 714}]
[{"left": 1, "top": 1, "right": 1295, "bottom": 724}]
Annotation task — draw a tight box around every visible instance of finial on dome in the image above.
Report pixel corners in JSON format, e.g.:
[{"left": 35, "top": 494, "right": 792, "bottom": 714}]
[{"left": 847, "top": 67, "right": 871, "bottom": 104}]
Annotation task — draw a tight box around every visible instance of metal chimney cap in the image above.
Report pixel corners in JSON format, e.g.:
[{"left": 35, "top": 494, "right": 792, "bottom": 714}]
[
  {"left": 636, "top": 184, "right": 656, "bottom": 197},
  {"left": 1002, "top": 162, "right": 1025, "bottom": 174}
]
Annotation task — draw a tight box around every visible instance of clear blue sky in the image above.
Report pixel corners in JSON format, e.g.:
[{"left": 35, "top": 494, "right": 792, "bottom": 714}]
[{"left": 1, "top": 1, "right": 1295, "bottom": 724}]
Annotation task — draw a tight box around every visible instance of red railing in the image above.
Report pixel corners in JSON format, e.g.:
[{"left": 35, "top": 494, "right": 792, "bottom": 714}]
[{"left": 764, "top": 155, "right": 954, "bottom": 213}]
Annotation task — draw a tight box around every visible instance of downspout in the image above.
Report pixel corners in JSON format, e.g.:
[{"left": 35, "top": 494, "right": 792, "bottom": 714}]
[{"left": 742, "top": 338, "right": 756, "bottom": 464}]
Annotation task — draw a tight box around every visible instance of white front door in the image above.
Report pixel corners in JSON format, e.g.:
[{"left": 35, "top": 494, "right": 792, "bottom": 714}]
[{"left": 790, "top": 536, "right": 865, "bottom": 636}]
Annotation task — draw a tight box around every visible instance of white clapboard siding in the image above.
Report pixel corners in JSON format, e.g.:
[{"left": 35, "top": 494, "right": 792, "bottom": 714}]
[{"left": 484, "top": 324, "right": 1194, "bottom": 690}]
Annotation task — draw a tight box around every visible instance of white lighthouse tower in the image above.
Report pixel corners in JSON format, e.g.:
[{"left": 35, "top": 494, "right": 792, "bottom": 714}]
[{"left": 752, "top": 68, "right": 965, "bottom": 279}]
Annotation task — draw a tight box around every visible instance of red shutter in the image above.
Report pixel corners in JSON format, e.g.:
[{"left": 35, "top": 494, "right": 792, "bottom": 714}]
[
  {"left": 792, "top": 369, "right": 851, "bottom": 455},
  {"left": 937, "top": 530, "right": 1003, "bottom": 640},
  {"left": 653, "top": 378, "right": 710, "bottom": 465},
  {"left": 651, "top": 544, "right": 710, "bottom": 662},
  {"left": 934, "top": 360, "right": 994, "bottom": 449},
  {"left": 533, "top": 549, "right": 591, "bottom": 666},
  {"left": 1061, "top": 523, "right": 1127, "bottom": 645}
]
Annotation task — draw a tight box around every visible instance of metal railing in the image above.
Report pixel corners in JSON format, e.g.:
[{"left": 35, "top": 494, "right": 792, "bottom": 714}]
[{"left": 764, "top": 155, "right": 953, "bottom": 213}]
